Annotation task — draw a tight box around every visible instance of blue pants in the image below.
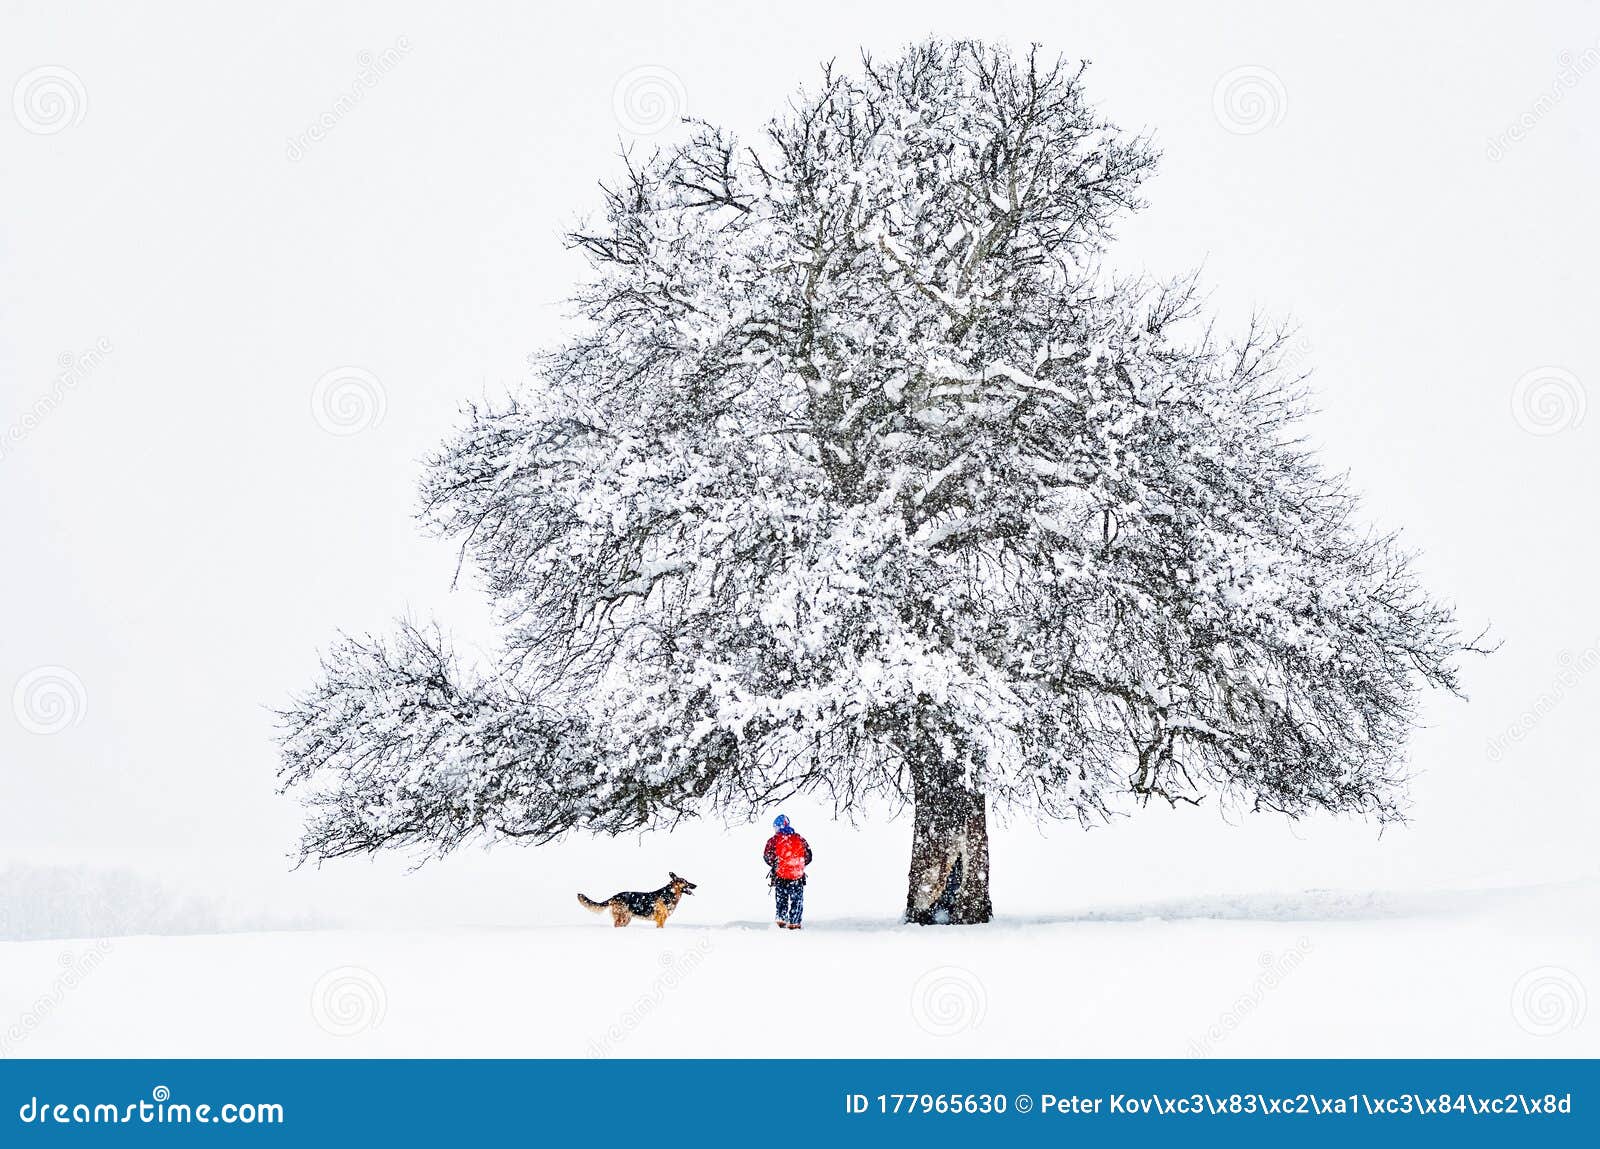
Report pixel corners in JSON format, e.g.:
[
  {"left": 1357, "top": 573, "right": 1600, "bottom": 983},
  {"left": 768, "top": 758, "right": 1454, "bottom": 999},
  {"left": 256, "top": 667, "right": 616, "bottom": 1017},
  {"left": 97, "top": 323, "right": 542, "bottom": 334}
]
[{"left": 773, "top": 878, "right": 804, "bottom": 925}]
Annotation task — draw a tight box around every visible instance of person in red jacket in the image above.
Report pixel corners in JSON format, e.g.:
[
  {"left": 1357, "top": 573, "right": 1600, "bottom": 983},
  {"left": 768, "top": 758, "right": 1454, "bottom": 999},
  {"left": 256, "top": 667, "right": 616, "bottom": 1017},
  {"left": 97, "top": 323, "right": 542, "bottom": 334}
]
[{"left": 763, "top": 814, "right": 813, "bottom": 930}]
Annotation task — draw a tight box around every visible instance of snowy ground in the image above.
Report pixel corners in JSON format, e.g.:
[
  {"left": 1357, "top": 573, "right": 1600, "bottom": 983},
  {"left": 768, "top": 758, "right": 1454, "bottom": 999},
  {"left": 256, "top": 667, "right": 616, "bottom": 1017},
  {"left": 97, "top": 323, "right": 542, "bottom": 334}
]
[{"left": 3, "top": 878, "right": 1594, "bottom": 1059}]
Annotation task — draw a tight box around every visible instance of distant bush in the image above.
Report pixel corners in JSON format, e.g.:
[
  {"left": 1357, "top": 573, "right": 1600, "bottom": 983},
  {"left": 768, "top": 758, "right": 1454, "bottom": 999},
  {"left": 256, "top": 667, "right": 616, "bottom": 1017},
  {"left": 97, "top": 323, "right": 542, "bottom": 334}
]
[{"left": 0, "top": 863, "right": 327, "bottom": 941}]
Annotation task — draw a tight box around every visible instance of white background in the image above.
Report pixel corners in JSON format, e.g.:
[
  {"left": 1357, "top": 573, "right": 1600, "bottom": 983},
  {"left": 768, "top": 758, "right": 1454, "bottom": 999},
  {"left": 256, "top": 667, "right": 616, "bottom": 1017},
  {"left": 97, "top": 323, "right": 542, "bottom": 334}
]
[{"left": 2, "top": 1, "right": 1597, "bottom": 1049}]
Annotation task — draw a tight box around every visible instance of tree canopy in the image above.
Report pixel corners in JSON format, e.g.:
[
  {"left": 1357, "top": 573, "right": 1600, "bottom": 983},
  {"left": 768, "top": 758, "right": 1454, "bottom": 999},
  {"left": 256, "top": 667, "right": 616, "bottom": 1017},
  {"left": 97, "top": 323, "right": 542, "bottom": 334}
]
[{"left": 278, "top": 41, "right": 1482, "bottom": 882}]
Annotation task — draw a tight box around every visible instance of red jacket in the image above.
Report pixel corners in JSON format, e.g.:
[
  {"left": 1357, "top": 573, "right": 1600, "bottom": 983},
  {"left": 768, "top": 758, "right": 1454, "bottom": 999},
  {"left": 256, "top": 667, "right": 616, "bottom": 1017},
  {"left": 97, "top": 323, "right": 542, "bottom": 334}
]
[{"left": 763, "top": 829, "right": 812, "bottom": 881}]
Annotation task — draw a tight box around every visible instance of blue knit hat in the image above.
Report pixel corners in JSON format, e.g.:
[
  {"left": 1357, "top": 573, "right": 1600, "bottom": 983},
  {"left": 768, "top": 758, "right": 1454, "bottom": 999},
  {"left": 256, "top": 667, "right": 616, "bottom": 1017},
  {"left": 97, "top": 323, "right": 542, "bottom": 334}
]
[{"left": 773, "top": 814, "right": 790, "bottom": 830}]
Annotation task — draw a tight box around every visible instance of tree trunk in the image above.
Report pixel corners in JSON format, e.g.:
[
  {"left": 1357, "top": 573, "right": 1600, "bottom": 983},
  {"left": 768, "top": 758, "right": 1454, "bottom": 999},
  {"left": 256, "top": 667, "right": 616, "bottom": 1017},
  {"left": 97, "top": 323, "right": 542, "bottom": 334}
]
[{"left": 904, "top": 765, "right": 993, "bottom": 925}]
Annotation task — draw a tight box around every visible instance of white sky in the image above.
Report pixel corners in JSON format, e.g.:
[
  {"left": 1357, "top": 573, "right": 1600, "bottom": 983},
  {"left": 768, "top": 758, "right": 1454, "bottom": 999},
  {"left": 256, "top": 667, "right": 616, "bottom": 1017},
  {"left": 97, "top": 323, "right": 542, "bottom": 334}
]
[{"left": 3, "top": 0, "right": 1597, "bottom": 929}]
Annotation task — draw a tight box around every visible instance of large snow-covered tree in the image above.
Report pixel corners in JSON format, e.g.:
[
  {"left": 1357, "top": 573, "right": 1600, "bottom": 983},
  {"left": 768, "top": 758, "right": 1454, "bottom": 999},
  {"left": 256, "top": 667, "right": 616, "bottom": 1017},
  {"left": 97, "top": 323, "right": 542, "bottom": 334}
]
[{"left": 278, "top": 41, "right": 1483, "bottom": 923}]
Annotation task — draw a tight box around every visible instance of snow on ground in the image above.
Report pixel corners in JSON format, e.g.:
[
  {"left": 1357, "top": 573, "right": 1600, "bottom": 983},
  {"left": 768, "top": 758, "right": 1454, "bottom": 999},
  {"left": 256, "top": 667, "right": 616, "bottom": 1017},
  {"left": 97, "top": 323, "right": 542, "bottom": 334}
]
[{"left": 2, "top": 879, "right": 1594, "bottom": 1059}]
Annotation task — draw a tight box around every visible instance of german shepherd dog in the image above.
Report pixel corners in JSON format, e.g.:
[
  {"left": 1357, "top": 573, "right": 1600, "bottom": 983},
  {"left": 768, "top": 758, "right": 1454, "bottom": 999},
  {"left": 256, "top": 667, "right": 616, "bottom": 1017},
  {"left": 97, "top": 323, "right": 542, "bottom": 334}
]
[{"left": 577, "top": 872, "right": 697, "bottom": 928}]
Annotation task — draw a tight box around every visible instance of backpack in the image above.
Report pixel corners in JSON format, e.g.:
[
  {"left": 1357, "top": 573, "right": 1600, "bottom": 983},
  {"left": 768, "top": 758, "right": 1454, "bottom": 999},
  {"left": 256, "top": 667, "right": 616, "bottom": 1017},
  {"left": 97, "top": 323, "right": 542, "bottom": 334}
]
[{"left": 773, "top": 832, "right": 808, "bottom": 880}]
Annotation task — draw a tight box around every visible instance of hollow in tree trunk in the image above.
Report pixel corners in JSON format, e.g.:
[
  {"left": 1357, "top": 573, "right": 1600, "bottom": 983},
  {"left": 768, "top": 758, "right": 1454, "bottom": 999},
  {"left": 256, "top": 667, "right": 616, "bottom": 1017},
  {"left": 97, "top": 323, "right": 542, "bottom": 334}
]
[{"left": 904, "top": 764, "right": 993, "bottom": 925}]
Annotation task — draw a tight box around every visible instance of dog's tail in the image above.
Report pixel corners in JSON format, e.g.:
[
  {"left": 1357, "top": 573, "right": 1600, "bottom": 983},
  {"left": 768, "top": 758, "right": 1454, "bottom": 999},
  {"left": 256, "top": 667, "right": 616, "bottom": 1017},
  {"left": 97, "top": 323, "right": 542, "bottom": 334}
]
[{"left": 576, "top": 892, "right": 608, "bottom": 913}]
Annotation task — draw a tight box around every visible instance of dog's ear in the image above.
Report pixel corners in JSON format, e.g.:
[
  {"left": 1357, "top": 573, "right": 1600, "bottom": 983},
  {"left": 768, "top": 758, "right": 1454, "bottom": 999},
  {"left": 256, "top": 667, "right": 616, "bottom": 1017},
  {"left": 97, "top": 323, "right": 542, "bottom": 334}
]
[{"left": 669, "top": 871, "right": 680, "bottom": 881}]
